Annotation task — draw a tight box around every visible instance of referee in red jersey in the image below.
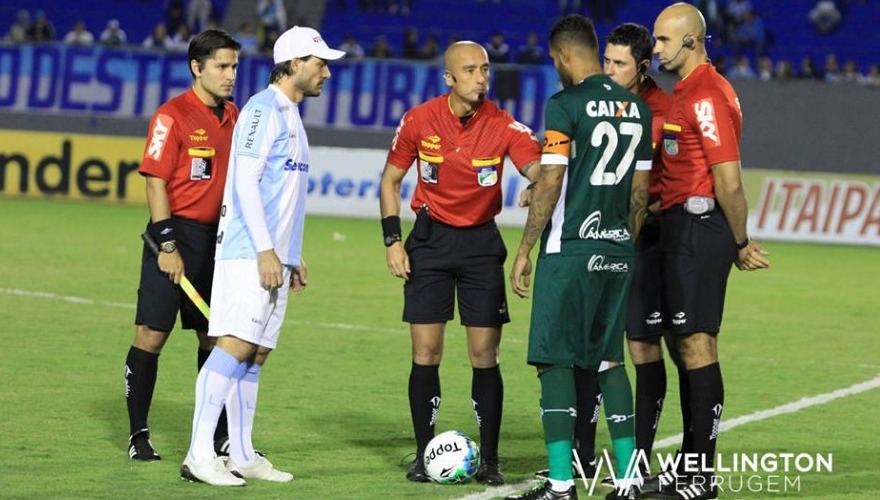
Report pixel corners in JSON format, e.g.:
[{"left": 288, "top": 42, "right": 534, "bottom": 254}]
[
  {"left": 123, "top": 30, "right": 240, "bottom": 461},
  {"left": 380, "top": 41, "right": 541, "bottom": 485},
  {"left": 643, "top": 4, "right": 770, "bottom": 499}
]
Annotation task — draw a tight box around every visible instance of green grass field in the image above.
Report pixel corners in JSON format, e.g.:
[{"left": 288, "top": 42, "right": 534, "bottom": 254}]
[{"left": 1, "top": 196, "right": 878, "bottom": 499}]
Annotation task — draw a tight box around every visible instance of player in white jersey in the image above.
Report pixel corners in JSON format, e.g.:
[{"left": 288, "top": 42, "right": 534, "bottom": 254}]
[{"left": 180, "top": 26, "right": 344, "bottom": 487}]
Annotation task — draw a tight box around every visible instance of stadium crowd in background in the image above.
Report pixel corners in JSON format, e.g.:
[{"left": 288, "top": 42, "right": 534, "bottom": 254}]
[
  {"left": 99, "top": 19, "right": 128, "bottom": 46},
  {"left": 2, "top": 1, "right": 876, "bottom": 84},
  {"left": 63, "top": 20, "right": 95, "bottom": 45}
]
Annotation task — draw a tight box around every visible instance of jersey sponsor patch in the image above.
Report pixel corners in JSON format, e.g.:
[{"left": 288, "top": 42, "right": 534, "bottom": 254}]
[
  {"left": 189, "top": 128, "right": 209, "bottom": 142},
  {"left": 188, "top": 147, "right": 215, "bottom": 180},
  {"left": 587, "top": 254, "right": 629, "bottom": 273},
  {"left": 472, "top": 157, "right": 500, "bottom": 186},
  {"left": 694, "top": 98, "right": 720, "bottom": 145},
  {"left": 508, "top": 120, "right": 538, "bottom": 142},
  {"left": 663, "top": 133, "right": 679, "bottom": 156},
  {"left": 241, "top": 107, "right": 264, "bottom": 153},
  {"left": 476, "top": 166, "right": 497, "bottom": 187},
  {"left": 578, "top": 210, "right": 630, "bottom": 242},
  {"left": 420, "top": 135, "right": 441, "bottom": 150},
  {"left": 147, "top": 113, "right": 174, "bottom": 161}
]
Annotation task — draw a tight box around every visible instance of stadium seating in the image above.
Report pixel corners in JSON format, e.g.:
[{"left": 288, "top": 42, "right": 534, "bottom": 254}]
[
  {"left": 323, "top": 0, "right": 878, "bottom": 72},
  {"left": 0, "top": 0, "right": 228, "bottom": 47},
  {"left": 2, "top": 0, "right": 876, "bottom": 73}
]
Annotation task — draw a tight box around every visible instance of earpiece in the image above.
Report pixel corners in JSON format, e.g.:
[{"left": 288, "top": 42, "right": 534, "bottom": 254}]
[
  {"left": 666, "top": 36, "right": 695, "bottom": 65},
  {"left": 638, "top": 60, "right": 650, "bottom": 74}
]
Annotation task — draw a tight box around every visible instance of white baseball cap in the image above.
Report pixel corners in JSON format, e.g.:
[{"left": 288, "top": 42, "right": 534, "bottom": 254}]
[{"left": 273, "top": 26, "right": 345, "bottom": 64}]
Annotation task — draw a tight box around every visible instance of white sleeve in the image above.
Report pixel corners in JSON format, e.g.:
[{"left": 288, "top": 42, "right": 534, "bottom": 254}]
[{"left": 234, "top": 154, "right": 274, "bottom": 253}]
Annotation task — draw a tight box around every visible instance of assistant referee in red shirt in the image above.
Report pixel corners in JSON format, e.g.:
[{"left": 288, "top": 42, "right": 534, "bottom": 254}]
[{"left": 380, "top": 41, "right": 541, "bottom": 486}]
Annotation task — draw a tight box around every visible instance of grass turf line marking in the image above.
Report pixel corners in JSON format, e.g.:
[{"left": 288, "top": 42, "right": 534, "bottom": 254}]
[
  {"left": 0, "top": 288, "right": 405, "bottom": 333},
  {"left": 0, "top": 287, "right": 531, "bottom": 342},
  {"left": 653, "top": 374, "right": 880, "bottom": 450},
  {"left": 5, "top": 287, "right": 878, "bottom": 497},
  {"left": 457, "top": 374, "right": 880, "bottom": 500},
  {"left": 0, "top": 287, "right": 135, "bottom": 309}
]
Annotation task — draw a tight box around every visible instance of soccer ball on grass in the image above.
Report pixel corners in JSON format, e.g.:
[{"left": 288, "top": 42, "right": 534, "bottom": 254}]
[{"left": 423, "top": 430, "right": 480, "bottom": 484}]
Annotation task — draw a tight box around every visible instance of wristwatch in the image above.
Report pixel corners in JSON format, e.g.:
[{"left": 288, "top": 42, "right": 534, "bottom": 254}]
[
  {"left": 384, "top": 234, "right": 402, "bottom": 247},
  {"left": 159, "top": 240, "right": 177, "bottom": 253},
  {"left": 735, "top": 237, "right": 749, "bottom": 251}
]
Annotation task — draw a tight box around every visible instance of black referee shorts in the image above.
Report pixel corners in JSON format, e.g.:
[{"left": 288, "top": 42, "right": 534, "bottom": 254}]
[
  {"left": 659, "top": 206, "right": 736, "bottom": 335},
  {"left": 402, "top": 218, "right": 510, "bottom": 327},
  {"left": 626, "top": 215, "right": 664, "bottom": 340},
  {"left": 134, "top": 217, "right": 217, "bottom": 333}
]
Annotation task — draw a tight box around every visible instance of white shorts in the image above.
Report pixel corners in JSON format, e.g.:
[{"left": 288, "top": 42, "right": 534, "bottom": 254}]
[{"left": 208, "top": 259, "right": 291, "bottom": 349}]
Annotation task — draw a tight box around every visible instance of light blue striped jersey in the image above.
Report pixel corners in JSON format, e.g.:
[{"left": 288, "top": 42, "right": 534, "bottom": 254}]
[{"left": 215, "top": 85, "right": 309, "bottom": 266}]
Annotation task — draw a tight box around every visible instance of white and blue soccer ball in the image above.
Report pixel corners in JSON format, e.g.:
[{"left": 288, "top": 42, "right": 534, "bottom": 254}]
[{"left": 423, "top": 430, "right": 481, "bottom": 484}]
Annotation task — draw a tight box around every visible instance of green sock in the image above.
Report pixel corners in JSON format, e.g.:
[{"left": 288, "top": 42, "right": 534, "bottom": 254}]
[
  {"left": 539, "top": 366, "right": 576, "bottom": 481},
  {"left": 548, "top": 441, "right": 573, "bottom": 481},
  {"left": 599, "top": 365, "right": 636, "bottom": 479},
  {"left": 611, "top": 436, "right": 637, "bottom": 479}
]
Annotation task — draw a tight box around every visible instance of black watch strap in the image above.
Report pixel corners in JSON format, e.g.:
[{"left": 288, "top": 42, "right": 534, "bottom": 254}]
[{"left": 384, "top": 234, "right": 402, "bottom": 247}]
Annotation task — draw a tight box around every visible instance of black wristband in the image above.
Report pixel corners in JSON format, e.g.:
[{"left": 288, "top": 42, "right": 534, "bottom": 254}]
[
  {"left": 735, "top": 237, "right": 749, "bottom": 250},
  {"left": 150, "top": 219, "right": 177, "bottom": 244},
  {"left": 381, "top": 216, "right": 402, "bottom": 247}
]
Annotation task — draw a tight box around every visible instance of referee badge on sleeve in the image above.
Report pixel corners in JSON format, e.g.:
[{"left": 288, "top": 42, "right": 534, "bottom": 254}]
[
  {"left": 188, "top": 147, "right": 215, "bottom": 180},
  {"left": 472, "top": 157, "right": 501, "bottom": 187}
]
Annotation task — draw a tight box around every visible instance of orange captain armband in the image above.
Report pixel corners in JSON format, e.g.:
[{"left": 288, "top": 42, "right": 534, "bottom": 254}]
[{"left": 542, "top": 130, "right": 571, "bottom": 159}]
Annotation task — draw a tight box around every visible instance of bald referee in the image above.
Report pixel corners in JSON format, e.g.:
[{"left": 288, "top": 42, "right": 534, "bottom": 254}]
[
  {"left": 380, "top": 41, "right": 542, "bottom": 485},
  {"left": 644, "top": 4, "right": 769, "bottom": 498}
]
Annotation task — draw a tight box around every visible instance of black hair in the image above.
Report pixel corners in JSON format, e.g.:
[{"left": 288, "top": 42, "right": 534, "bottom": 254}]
[
  {"left": 188, "top": 29, "right": 241, "bottom": 78},
  {"left": 607, "top": 23, "right": 653, "bottom": 70},
  {"left": 549, "top": 14, "right": 598, "bottom": 52},
  {"left": 269, "top": 56, "right": 313, "bottom": 84}
]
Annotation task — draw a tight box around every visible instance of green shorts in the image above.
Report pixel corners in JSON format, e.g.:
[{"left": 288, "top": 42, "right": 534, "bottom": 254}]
[{"left": 527, "top": 252, "right": 633, "bottom": 369}]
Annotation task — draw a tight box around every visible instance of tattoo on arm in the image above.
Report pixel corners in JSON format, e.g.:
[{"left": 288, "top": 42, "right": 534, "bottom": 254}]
[
  {"left": 518, "top": 165, "right": 565, "bottom": 253},
  {"left": 519, "top": 160, "right": 540, "bottom": 182},
  {"left": 630, "top": 182, "right": 649, "bottom": 241}
]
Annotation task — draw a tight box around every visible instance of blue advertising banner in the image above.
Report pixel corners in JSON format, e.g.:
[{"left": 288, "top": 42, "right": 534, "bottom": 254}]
[{"left": 0, "top": 44, "right": 558, "bottom": 131}]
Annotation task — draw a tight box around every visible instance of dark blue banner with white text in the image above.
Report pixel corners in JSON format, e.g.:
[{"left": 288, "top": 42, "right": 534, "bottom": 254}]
[{"left": 0, "top": 43, "right": 558, "bottom": 131}]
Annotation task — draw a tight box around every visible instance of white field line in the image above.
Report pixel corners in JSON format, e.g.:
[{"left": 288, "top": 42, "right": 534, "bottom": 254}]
[
  {"left": 653, "top": 373, "right": 880, "bottom": 450},
  {"left": 457, "top": 375, "right": 880, "bottom": 500},
  {"left": 0, "top": 287, "right": 136, "bottom": 309},
  {"left": 3, "top": 287, "right": 880, "bottom": 498},
  {"left": 0, "top": 287, "right": 533, "bottom": 342}
]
